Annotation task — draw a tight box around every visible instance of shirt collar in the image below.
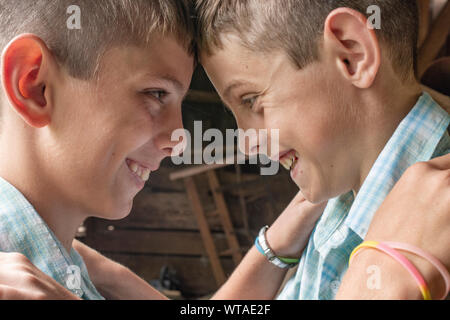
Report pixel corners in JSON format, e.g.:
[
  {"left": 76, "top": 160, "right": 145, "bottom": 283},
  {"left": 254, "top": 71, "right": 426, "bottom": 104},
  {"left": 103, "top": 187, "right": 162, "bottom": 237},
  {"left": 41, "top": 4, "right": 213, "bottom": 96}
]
[
  {"left": 0, "top": 177, "right": 104, "bottom": 299},
  {"left": 0, "top": 176, "right": 74, "bottom": 258},
  {"left": 344, "top": 92, "right": 450, "bottom": 238}
]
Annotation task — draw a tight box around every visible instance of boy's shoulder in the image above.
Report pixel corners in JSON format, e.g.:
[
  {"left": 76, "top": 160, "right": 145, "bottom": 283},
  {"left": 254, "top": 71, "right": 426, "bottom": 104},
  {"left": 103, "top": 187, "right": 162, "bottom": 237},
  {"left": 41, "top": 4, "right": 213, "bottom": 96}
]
[
  {"left": 0, "top": 177, "right": 104, "bottom": 299},
  {"left": 0, "top": 177, "right": 64, "bottom": 282},
  {"left": 0, "top": 177, "right": 49, "bottom": 257}
]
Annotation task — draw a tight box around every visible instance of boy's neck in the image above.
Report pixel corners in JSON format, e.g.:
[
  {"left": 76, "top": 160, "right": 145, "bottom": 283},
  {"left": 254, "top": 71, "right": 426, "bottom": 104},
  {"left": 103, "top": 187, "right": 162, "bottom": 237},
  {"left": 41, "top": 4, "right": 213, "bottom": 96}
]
[
  {"left": 352, "top": 79, "right": 423, "bottom": 195},
  {"left": 0, "top": 128, "right": 85, "bottom": 252}
]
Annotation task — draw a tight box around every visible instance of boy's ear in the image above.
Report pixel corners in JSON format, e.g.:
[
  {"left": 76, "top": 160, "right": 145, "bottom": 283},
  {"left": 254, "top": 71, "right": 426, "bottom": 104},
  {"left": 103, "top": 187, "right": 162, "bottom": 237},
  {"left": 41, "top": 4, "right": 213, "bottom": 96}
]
[
  {"left": 1, "top": 34, "right": 57, "bottom": 128},
  {"left": 323, "top": 8, "right": 381, "bottom": 89}
]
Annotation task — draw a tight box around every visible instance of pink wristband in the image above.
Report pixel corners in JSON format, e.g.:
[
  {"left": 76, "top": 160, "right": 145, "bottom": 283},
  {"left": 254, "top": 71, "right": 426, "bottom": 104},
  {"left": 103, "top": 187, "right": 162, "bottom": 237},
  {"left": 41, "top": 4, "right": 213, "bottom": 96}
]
[
  {"left": 350, "top": 241, "right": 432, "bottom": 300},
  {"left": 383, "top": 242, "right": 449, "bottom": 300},
  {"left": 351, "top": 241, "right": 449, "bottom": 300}
]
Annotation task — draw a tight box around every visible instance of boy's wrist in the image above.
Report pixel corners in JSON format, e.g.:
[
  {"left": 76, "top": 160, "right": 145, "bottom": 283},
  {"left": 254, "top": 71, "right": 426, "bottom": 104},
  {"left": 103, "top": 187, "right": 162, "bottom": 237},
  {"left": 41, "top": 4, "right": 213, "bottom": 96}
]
[
  {"left": 342, "top": 249, "right": 420, "bottom": 299},
  {"left": 264, "top": 196, "right": 326, "bottom": 258},
  {"left": 265, "top": 226, "right": 302, "bottom": 258},
  {"left": 401, "top": 251, "right": 447, "bottom": 300},
  {"left": 350, "top": 248, "right": 444, "bottom": 299}
]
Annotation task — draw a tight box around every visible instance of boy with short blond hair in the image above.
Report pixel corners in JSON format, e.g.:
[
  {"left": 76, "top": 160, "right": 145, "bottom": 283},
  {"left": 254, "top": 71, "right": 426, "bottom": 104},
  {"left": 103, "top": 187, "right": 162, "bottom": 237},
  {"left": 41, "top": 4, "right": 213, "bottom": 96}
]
[
  {"left": 195, "top": 0, "right": 450, "bottom": 299},
  {"left": 0, "top": 0, "right": 195, "bottom": 299}
]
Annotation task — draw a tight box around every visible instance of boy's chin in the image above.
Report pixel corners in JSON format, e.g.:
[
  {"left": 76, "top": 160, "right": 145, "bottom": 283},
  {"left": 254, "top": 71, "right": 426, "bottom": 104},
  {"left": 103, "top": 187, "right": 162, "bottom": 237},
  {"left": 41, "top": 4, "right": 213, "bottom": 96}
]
[
  {"left": 106, "top": 210, "right": 132, "bottom": 221},
  {"left": 291, "top": 177, "right": 307, "bottom": 196},
  {"left": 95, "top": 200, "right": 134, "bottom": 221},
  {"left": 294, "top": 183, "right": 326, "bottom": 205}
]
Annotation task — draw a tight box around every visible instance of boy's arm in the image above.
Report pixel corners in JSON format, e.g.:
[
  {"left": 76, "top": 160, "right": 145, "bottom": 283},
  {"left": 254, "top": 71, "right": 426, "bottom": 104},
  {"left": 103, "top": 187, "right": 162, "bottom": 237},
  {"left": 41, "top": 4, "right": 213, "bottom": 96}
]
[
  {"left": 336, "top": 154, "right": 450, "bottom": 300},
  {"left": 0, "top": 247, "right": 166, "bottom": 300},
  {"left": 0, "top": 252, "right": 81, "bottom": 300},
  {"left": 212, "top": 192, "right": 326, "bottom": 299},
  {"left": 72, "top": 240, "right": 168, "bottom": 300}
]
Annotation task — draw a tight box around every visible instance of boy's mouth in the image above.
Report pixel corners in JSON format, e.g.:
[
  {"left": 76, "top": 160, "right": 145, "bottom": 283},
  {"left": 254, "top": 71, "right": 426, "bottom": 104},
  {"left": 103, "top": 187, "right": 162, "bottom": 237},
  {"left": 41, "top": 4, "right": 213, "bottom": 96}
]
[
  {"left": 279, "top": 150, "right": 300, "bottom": 171},
  {"left": 126, "top": 158, "right": 151, "bottom": 182}
]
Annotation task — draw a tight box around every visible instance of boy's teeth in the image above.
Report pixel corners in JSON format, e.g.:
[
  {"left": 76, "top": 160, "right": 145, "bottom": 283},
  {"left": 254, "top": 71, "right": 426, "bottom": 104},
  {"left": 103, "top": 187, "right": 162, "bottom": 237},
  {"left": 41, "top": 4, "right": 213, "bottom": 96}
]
[
  {"left": 287, "top": 158, "right": 293, "bottom": 168},
  {"left": 280, "top": 152, "right": 300, "bottom": 171},
  {"left": 141, "top": 169, "right": 151, "bottom": 181},
  {"left": 280, "top": 159, "right": 291, "bottom": 170},
  {"left": 130, "top": 163, "right": 138, "bottom": 173},
  {"left": 128, "top": 160, "right": 151, "bottom": 182}
]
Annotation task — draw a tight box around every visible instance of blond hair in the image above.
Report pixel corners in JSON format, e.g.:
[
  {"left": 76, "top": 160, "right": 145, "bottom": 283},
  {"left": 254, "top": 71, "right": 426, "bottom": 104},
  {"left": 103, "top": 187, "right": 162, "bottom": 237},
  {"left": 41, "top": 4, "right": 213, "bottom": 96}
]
[
  {"left": 0, "top": 0, "right": 195, "bottom": 79},
  {"left": 195, "top": 0, "right": 418, "bottom": 80}
]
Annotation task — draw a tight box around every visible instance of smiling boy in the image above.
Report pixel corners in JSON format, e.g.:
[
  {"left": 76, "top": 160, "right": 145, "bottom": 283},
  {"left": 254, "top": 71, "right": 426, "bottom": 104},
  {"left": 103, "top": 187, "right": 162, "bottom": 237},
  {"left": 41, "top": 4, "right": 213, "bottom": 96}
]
[
  {"left": 0, "top": 0, "right": 195, "bottom": 299},
  {"left": 195, "top": 0, "right": 450, "bottom": 299}
]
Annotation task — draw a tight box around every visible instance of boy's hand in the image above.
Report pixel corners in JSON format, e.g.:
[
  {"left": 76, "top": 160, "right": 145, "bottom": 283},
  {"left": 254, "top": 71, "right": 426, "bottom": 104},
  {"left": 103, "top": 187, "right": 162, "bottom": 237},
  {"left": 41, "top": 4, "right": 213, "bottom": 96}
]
[
  {"left": 266, "top": 191, "right": 327, "bottom": 258},
  {"left": 0, "top": 252, "right": 80, "bottom": 300},
  {"left": 338, "top": 154, "right": 450, "bottom": 299}
]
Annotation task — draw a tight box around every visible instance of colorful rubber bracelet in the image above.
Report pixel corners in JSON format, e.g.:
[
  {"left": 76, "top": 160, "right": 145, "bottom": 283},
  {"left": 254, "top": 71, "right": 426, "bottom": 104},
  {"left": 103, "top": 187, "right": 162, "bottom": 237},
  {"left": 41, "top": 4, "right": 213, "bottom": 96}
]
[
  {"left": 349, "top": 241, "right": 432, "bottom": 300},
  {"left": 254, "top": 236, "right": 300, "bottom": 266},
  {"left": 351, "top": 241, "right": 450, "bottom": 300},
  {"left": 255, "top": 237, "right": 265, "bottom": 255},
  {"left": 278, "top": 256, "right": 301, "bottom": 265}
]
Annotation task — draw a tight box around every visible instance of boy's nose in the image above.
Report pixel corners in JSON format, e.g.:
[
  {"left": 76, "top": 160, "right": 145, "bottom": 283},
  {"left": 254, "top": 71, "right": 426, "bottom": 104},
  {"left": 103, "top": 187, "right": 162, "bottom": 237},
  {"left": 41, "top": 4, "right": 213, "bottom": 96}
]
[
  {"left": 157, "top": 104, "right": 186, "bottom": 157},
  {"left": 239, "top": 133, "right": 258, "bottom": 156},
  {"left": 164, "top": 128, "right": 187, "bottom": 158},
  {"left": 237, "top": 128, "right": 268, "bottom": 157},
  {"left": 235, "top": 115, "right": 268, "bottom": 157}
]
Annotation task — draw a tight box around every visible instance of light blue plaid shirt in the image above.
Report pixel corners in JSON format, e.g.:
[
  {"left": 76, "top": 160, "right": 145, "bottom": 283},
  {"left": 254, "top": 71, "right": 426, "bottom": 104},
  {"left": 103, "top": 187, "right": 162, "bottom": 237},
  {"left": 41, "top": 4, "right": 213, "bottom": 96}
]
[
  {"left": 0, "top": 177, "right": 104, "bottom": 300},
  {"left": 278, "top": 92, "right": 450, "bottom": 300}
]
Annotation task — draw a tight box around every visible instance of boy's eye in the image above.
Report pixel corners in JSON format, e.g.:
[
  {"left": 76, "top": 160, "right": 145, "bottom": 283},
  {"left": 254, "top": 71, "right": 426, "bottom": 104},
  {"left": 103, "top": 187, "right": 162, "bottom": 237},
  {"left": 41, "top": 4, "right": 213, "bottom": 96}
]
[
  {"left": 241, "top": 96, "right": 258, "bottom": 110},
  {"left": 145, "top": 90, "right": 168, "bottom": 102}
]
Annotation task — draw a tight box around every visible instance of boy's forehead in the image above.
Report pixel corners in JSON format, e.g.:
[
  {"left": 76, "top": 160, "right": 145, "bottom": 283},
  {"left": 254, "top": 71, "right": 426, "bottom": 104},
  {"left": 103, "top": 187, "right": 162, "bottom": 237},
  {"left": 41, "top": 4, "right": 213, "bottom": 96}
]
[
  {"left": 95, "top": 40, "right": 194, "bottom": 90},
  {"left": 202, "top": 42, "right": 289, "bottom": 94}
]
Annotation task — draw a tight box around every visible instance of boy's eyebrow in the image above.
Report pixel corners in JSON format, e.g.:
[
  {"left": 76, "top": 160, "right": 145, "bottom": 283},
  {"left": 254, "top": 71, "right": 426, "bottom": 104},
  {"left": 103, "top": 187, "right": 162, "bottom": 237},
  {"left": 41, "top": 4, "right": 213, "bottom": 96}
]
[
  {"left": 143, "top": 73, "right": 186, "bottom": 94},
  {"left": 223, "top": 80, "right": 248, "bottom": 102},
  {"left": 160, "top": 75, "right": 185, "bottom": 93}
]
